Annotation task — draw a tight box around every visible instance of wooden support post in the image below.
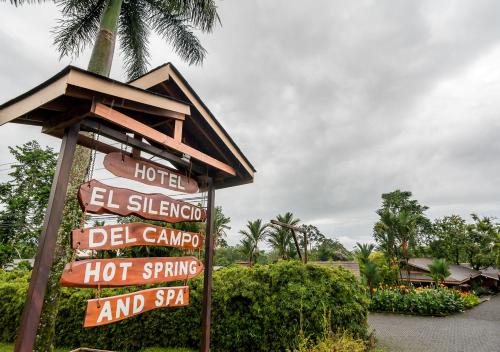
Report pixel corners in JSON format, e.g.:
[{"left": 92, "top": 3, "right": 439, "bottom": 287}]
[
  {"left": 174, "top": 119, "right": 183, "bottom": 142},
  {"left": 290, "top": 229, "right": 303, "bottom": 263},
  {"left": 303, "top": 232, "right": 308, "bottom": 264},
  {"left": 14, "top": 124, "right": 80, "bottom": 352},
  {"left": 200, "top": 177, "right": 215, "bottom": 352},
  {"left": 131, "top": 133, "right": 142, "bottom": 159}
]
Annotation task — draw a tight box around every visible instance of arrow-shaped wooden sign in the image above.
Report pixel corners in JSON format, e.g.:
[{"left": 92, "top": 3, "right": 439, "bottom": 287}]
[
  {"left": 72, "top": 223, "right": 204, "bottom": 250},
  {"left": 103, "top": 152, "right": 199, "bottom": 193},
  {"left": 84, "top": 286, "right": 189, "bottom": 327},
  {"left": 78, "top": 180, "right": 206, "bottom": 223},
  {"left": 60, "top": 257, "right": 203, "bottom": 288}
]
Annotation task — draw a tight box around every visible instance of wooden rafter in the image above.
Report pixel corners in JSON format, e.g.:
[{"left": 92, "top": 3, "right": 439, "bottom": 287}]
[{"left": 91, "top": 103, "right": 236, "bottom": 176}]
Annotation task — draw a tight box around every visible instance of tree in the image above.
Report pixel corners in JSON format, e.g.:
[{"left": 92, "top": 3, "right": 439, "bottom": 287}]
[
  {"left": 464, "top": 214, "right": 498, "bottom": 270},
  {"left": 429, "top": 215, "right": 468, "bottom": 265},
  {"left": 427, "top": 258, "right": 450, "bottom": 287},
  {"left": 0, "top": 141, "right": 57, "bottom": 267},
  {"left": 238, "top": 219, "right": 269, "bottom": 266},
  {"left": 373, "top": 190, "right": 431, "bottom": 272},
  {"left": 5, "top": 1, "right": 221, "bottom": 349},
  {"left": 360, "top": 260, "right": 379, "bottom": 297},
  {"left": 268, "top": 212, "right": 300, "bottom": 260},
  {"left": 355, "top": 243, "right": 374, "bottom": 266},
  {"left": 300, "top": 224, "right": 325, "bottom": 251},
  {"left": 313, "top": 238, "right": 351, "bottom": 261},
  {"left": 214, "top": 206, "right": 231, "bottom": 248}
]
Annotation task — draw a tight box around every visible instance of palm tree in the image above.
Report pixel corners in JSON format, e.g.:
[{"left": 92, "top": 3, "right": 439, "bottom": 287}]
[
  {"left": 427, "top": 258, "right": 451, "bottom": 287},
  {"left": 5, "top": 1, "right": 221, "bottom": 350},
  {"left": 361, "top": 260, "right": 379, "bottom": 298},
  {"left": 268, "top": 212, "right": 299, "bottom": 259},
  {"left": 8, "top": 0, "right": 220, "bottom": 79},
  {"left": 355, "top": 242, "right": 374, "bottom": 266},
  {"left": 239, "top": 219, "right": 268, "bottom": 266},
  {"left": 238, "top": 237, "right": 254, "bottom": 266},
  {"left": 214, "top": 206, "right": 231, "bottom": 247}
]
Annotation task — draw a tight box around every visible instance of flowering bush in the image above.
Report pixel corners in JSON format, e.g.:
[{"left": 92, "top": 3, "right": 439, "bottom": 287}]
[{"left": 369, "top": 286, "right": 479, "bottom": 316}]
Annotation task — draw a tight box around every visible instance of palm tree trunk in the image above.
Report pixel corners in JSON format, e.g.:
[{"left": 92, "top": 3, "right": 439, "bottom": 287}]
[
  {"left": 35, "top": 1, "right": 122, "bottom": 350},
  {"left": 88, "top": 0, "right": 123, "bottom": 76}
]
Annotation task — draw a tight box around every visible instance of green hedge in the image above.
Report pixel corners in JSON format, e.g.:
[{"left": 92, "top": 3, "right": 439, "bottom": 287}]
[
  {"left": 0, "top": 261, "right": 369, "bottom": 351},
  {"left": 369, "top": 286, "right": 469, "bottom": 316}
]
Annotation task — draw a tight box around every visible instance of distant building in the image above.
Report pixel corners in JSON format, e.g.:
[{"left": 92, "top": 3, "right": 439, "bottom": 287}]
[
  {"left": 401, "top": 258, "right": 498, "bottom": 290},
  {"left": 311, "top": 261, "right": 360, "bottom": 278}
]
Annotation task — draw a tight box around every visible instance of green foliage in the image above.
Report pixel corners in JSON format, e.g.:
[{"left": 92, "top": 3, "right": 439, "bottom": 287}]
[
  {"left": 49, "top": 0, "right": 220, "bottom": 79},
  {"left": 0, "top": 141, "right": 57, "bottom": 266},
  {"left": 238, "top": 219, "right": 269, "bottom": 266},
  {"left": 368, "top": 252, "right": 398, "bottom": 285},
  {"left": 360, "top": 261, "right": 379, "bottom": 298},
  {"left": 430, "top": 215, "right": 468, "bottom": 264},
  {"left": 373, "top": 190, "right": 432, "bottom": 268},
  {"left": 369, "top": 286, "right": 474, "bottom": 316},
  {"left": 213, "top": 206, "right": 231, "bottom": 248},
  {"left": 295, "top": 331, "right": 368, "bottom": 352},
  {"left": 0, "top": 262, "right": 369, "bottom": 351},
  {"left": 311, "top": 238, "right": 352, "bottom": 261},
  {"left": 268, "top": 212, "right": 300, "bottom": 259},
  {"left": 427, "top": 258, "right": 451, "bottom": 286},
  {"left": 355, "top": 243, "right": 374, "bottom": 266},
  {"left": 464, "top": 214, "right": 498, "bottom": 269}
]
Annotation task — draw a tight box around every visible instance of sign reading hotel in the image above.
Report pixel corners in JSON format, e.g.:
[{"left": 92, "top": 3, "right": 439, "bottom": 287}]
[
  {"left": 104, "top": 153, "right": 199, "bottom": 193},
  {"left": 72, "top": 223, "right": 204, "bottom": 250},
  {"left": 60, "top": 257, "right": 204, "bottom": 288},
  {"left": 84, "top": 286, "right": 189, "bottom": 327},
  {"left": 78, "top": 179, "right": 206, "bottom": 222}
]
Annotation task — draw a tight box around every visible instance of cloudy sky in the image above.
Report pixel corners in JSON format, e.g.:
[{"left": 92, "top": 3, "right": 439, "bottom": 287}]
[{"left": 1, "top": 0, "right": 500, "bottom": 249}]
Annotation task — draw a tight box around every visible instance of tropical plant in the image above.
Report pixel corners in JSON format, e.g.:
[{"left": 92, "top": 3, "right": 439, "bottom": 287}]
[
  {"left": 238, "top": 219, "right": 269, "bottom": 266},
  {"left": 268, "top": 212, "right": 300, "bottom": 259},
  {"left": 360, "top": 260, "right": 379, "bottom": 297},
  {"left": 430, "top": 215, "right": 468, "bottom": 264},
  {"left": 427, "top": 258, "right": 450, "bottom": 286},
  {"left": 214, "top": 206, "right": 231, "bottom": 247},
  {"left": 0, "top": 141, "right": 57, "bottom": 266},
  {"left": 464, "top": 214, "right": 498, "bottom": 270},
  {"left": 355, "top": 243, "right": 374, "bottom": 266}
]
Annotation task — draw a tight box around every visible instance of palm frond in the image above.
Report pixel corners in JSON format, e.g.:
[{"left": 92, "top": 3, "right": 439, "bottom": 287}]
[
  {"left": 3, "top": 0, "right": 53, "bottom": 6},
  {"left": 170, "top": 0, "right": 220, "bottom": 32},
  {"left": 53, "top": 0, "right": 106, "bottom": 59},
  {"left": 146, "top": 0, "right": 207, "bottom": 65},
  {"left": 118, "top": 0, "right": 150, "bottom": 80}
]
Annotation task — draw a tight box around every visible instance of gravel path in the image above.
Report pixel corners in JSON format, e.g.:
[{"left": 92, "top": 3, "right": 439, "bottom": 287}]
[{"left": 368, "top": 295, "right": 500, "bottom": 352}]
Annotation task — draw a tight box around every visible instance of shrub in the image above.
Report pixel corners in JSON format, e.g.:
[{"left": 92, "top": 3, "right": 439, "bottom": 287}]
[
  {"left": 295, "top": 332, "right": 367, "bottom": 352},
  {"left": 369, "top": 286, "right": 478, "bottom": 316},
  {"left": 0, "top": 261, "right": 369, "bottom": 351}
]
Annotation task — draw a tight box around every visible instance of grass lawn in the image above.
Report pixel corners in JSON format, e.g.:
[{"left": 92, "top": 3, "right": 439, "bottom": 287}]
[{"left": 0, "top": 343, "right": 194, "bottom": 352}]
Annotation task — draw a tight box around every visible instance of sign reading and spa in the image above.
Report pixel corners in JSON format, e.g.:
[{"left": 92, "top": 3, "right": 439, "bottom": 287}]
[{"left": 61, "top": 153, "right": 205, "bottom": 327}]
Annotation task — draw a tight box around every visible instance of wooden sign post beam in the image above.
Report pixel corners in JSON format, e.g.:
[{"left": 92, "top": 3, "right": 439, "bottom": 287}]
[
  {"left": 200, "top": 177, "right": 215, "bottom": 352},
  {"left": 14, "top": 124, "right": 80, "bottom": 352}
]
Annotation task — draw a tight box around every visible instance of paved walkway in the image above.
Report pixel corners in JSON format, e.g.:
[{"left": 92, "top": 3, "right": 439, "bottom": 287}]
[{"left": 368, "top": 295, "right": 500, "bottom": 352}]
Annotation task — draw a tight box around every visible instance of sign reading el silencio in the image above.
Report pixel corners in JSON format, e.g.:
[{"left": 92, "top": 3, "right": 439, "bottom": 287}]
[
  {"left": 103, "top": 152, "right": 199, "bottom": 193},
  {"left": 78, "top": 179, "right": 206, "bottom": 223},
  {"left": 60, "top": 257, "right": 203, "bottom": 288},
  {"left": 72, "top": 223, "right": 204, "bottom": 250},
  {"left": 84, "top": 286, "right": 189, "bottom": 327}
]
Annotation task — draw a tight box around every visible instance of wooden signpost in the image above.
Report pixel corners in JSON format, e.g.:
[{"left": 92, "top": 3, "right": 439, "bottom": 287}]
[
  {"left": 84, "top": 286, "right": 189, "bottom": 327},
  {"left": 78, "top": 179, "right": 206, "bottom": 222},
  {"left": 72, "top": 223, "right": 204, "bottom": 250},
  {"left": 60, "top": 257, "right": 204, "bottom": 287},
  {"left": 103, "top": 152, "right": 199, "bottom": 193},
  {"left": 4, "top": 64, "right": 255, "bottom": 352}
]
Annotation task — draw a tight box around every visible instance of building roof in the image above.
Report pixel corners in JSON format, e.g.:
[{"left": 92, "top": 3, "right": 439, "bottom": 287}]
[
  {"left": 0, "top": 65, "right": 254, "bottom": 189},
  {"left": 405, "top": 258, "right": 481, "bottom": 285},
  {"left": 311, "top": 261, "right": 360, "bottom": 278},
  {"left": 461, "top": 264, "right": 500, "bottom": 281}
]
